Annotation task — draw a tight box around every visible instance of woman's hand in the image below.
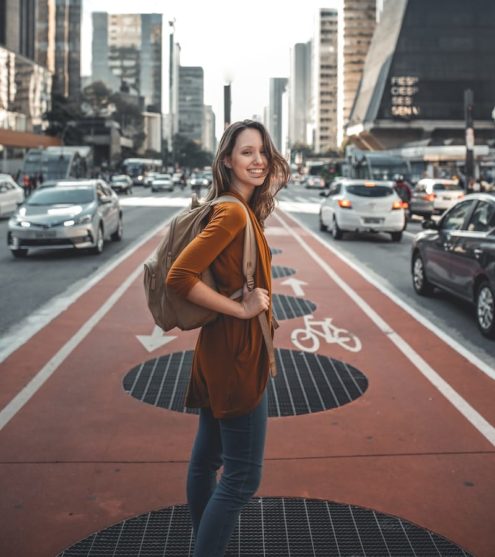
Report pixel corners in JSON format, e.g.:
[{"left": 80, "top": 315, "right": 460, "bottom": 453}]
[{"left": 239, "top": 284, "right": 270, "bottom": 319}]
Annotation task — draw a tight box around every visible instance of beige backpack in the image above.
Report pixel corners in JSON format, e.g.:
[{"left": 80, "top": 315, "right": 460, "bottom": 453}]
[{"left": 143, "top": 195, "right": 277, "bottom": 376}]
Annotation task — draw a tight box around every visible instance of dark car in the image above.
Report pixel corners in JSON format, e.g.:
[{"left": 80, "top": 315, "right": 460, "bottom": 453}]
[{"left": 411, "top": 193, "right": 495, "bottom": 338}]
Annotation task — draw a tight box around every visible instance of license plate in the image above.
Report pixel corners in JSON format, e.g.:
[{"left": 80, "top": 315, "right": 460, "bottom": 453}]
[
  {"left": 443, "top": 196, "right": 451, "bottom": 200},
  {"left": 363, "top": 217, "right": 382, "bottom": 224},
  {"left": 35, "top": 230, "right": 57, "bottom": 238}
]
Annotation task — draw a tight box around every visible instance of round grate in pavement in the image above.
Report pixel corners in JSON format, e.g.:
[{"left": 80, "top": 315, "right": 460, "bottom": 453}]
[
  {"left": 58, "top": 497, "right": 472, "bottom": 557},
  {"left": 271, "top": 265, "right": 296, "bottom": 279},
  {"left": 123, "top": 349, "right": 367, "bottom": 417},
  {"left": 270, "top": 247, "right": 282, "bottom": 255},
  {"left": 272, "top": 293, "right": 316, "bottom": 320}
]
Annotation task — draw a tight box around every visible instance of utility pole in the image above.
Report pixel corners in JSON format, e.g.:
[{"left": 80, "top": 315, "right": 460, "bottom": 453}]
[{"left": 464, "top": 89, "right": 475, "bottom": 190}]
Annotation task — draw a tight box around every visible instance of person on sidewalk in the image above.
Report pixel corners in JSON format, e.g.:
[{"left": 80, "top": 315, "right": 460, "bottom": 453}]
[{"left": 166, "top": 120, "right": 289, "bottom": 556}]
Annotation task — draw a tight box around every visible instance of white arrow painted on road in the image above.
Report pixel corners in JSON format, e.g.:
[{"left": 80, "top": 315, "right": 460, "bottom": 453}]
[
  {"left": 136, "top": 325, "right": 177, "bottom": 352},
  {"left": 280, "top": 278, "right": 308, "bottom": 297}
]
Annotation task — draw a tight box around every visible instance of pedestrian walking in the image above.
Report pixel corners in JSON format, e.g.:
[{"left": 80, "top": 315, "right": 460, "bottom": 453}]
[{"left": 166, "top": 120, "right": 290, "bottom": 556}]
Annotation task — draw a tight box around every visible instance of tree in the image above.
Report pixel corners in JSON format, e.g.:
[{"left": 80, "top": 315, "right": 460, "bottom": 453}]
[
  {"left": 42, "top": 93, "right": 84, "bottom": 143},
  {"left": 172, "top": 134, "right": 213, "bottom": 168}
]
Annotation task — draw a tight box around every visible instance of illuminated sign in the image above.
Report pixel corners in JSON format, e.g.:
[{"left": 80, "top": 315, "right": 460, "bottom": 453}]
[{"left": 390, "top": 76, "right": 420, "bottom": 118}]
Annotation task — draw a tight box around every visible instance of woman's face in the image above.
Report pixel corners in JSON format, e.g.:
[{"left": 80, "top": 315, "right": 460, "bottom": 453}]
[{"left": 225, "top": 128, "right": 268, "bottom": 191}]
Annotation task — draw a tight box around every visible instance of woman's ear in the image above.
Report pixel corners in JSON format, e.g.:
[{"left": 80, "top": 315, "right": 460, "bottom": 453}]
[{"left": 224, "top": 158, "right": 232, "bottom": 169}]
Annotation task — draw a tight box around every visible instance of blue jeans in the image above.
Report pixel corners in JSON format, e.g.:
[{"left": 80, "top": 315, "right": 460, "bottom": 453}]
[{"left": 187, "top": 391, "right": 268, "bottom": 557}]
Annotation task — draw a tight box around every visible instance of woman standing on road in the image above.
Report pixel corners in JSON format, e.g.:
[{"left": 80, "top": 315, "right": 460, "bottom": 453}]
[{"left": 166, "top": 120, "right": 289, "bottom": 556}]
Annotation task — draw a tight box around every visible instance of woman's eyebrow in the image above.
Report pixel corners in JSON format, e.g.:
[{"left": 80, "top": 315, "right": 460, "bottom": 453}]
[{"left": 238, "top": 144, "right": 263, "bottom": 149}]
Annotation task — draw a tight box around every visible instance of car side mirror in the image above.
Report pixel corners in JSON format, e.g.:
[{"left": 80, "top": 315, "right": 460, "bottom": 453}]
[
  {"left": 422, "top": 219, "right": 438, "bottom": 230},
  {"left": 319, "top": 191, "right": 329, "bottom": 197},
  {"left": 99, "top": 196, "right": 112, "bottom": 204}
]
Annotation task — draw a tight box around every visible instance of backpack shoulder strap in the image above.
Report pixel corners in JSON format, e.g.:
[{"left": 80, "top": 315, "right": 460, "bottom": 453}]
[{"left": 210, "top": 196, "right": 256, "bottom": 290}]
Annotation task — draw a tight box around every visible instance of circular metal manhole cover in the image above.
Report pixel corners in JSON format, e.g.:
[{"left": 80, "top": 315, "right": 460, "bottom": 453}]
[
  {"left": 272, "top": 293, "right": 316, "bottom": 320},
  {"left": 270, "top": 247, "right": 282, "bottom": 255},
  {"left": 123, "top": 349, "right": 367, "bottom": 417},
  {"left": 271, "top": 265, "right": 296, "bottom": 278},
  {"left": 58, "top": 497, "right": 472, "bottom": 557}
]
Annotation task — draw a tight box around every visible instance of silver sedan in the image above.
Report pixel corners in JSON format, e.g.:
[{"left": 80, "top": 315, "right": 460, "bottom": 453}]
[{"left": 7, "top": 181, "right": 123, "bottom": 258}]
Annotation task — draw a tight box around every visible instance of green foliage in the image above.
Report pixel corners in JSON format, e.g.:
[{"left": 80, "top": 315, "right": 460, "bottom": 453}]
[{"left": 172, "top": 134, "right": 213, "bottom": 168}]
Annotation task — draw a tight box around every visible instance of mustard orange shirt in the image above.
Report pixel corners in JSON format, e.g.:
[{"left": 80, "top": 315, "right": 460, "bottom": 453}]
[{"left": 166, "top": 191, "right": 273, "bottom": 418}]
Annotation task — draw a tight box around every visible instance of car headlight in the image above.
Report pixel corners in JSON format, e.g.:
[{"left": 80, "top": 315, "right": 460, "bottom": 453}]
[{"left": 64, "top": 214, "right": 92, "bottom": 226}]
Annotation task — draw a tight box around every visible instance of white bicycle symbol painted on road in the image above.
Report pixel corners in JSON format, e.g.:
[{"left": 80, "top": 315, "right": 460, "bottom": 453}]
[{"left": 291, "top": 315, "right": 362, "bottom": 353}]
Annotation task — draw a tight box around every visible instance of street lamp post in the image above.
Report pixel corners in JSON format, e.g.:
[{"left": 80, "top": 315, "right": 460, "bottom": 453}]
[{"left": 464, "top": 89, "right": 475, "bottom": 190}]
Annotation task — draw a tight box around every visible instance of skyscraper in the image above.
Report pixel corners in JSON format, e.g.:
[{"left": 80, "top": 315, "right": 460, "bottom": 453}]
[
  {"left": 178, "top": 66, "right": 204, "bottom": 144},
  {"left": 268, "top": 77, "right": 288, "bottom": 152},
  {"left": 314, "top": 8, "right": 338, "bottom": 153},
  {"left": 289, "top": 41, "right": 312, "bottom": 147},
  {"left": 91, "top": 13, "right": 162, "bottom": 112},
  {"left": 339, "top": 0, "right": 377, "bottom": 142}
]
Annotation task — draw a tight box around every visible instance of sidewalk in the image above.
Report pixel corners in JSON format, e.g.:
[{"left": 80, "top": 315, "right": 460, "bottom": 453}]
[{"left": 0, "top": 207, "right": 494, "bottom": 556}]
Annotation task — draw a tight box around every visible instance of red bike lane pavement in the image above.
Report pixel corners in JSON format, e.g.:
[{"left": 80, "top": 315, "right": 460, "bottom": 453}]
[{"left": 0, "top": 208, "right": 494, "bottom": 557}]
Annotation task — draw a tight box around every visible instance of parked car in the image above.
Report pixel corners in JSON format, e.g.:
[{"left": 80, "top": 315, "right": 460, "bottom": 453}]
[
  {"left": 7, "top": 180, "right": 123, "bottom": 258},
  {"left": 410, "top": 178, "right": 464, "bottom": 218},
  {"left": 110, "top": 174, "right": 133, "bottom": 194},
  {"left": 319, "top": 179, "right": 407, "bottom": 241},
  {"left": 0, "top": 175, "right": 24, "bottom": 216},
  {"left": 305, "top": 175, "right": 326, "bottom": 189},
  {"left": 411, "top": 193, "right": 495, "bottom": 338},
  {"left": 151, "top": 174, "right": 174, "bottom": 192}
]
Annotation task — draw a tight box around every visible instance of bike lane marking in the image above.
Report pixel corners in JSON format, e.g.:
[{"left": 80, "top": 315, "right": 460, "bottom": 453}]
[{"left": 273, "top": 210, "right": 495, "bottom": 447}]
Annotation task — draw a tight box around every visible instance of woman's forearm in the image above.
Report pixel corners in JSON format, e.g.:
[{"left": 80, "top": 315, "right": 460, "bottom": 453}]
[{"left": 186, "top": 281, "right": 245, "bottom": 319}]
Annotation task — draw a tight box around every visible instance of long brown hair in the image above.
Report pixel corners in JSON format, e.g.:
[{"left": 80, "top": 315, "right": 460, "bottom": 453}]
[{"left": 205, "top": 120, "right": 290, "bottom": 224}]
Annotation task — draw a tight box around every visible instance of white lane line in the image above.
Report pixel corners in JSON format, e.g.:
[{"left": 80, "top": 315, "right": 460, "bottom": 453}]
[
  {"left": 282, "top": 212, "right": 495, "bottom": 380},
  {"left": 0, "top": 215, "right": 178, "bottom": 364},
  {"left": 0, "top": 261, "right": 143, "bottom": 431},
  {"left": 274, "top": 211, "right": 495, "bottom": 446}
]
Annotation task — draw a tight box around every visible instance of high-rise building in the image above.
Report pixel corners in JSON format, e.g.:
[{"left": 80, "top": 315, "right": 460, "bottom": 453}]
[
  {"left": 178, "top": 66, "right": 204, "bottom": 144},
  {"left": 0, "top": 0, "right": 58, "bottom": 172},
  {"left": 202, "top": 105, "right": 216, "bottom": 154},
  {"left": 91, "top": 12, "right": 162, "bottom": 112},
  {"left": 289, "top": 41, "right": 312, "bottom": 147},
  {"left": 341, "top": 0, "right": 377, "bottom": 135},
  {"left": 167, "top": 20, "right": 180, "bottom": 143},
  {"left": 36, "top": 0, "right": 81, "bottom": 100},
  {"left": 314, "top": 8, "right": 338, "bottom": 153},
  {"left": 268, "top": 77, "right": 288, "bottom": 152},
  {"left": 347, "top": 0, "right": 495, "bottom": 149}
]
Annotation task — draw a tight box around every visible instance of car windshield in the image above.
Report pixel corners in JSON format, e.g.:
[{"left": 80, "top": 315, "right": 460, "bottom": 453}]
[
  {"left": 26, "top": 188, "right": 95, "bottom": 205},
  {"left": 154, "top": 174, "right": 171, "bottom": 180},
  {"left": 346, "top": 185, "right": 394, "bottom": 197},
  {"left": 433, "top": 183, "right": 462, "bottom": 191}
]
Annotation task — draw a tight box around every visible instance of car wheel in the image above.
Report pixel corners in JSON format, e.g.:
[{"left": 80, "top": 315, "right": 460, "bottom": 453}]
[
  {"left": 111, "top": 216, "right": 123, "bottom": 241},
  {"left": 412, "top": 252, "right": 433, "bottom": 295},
  {"left": 319, "top": 213, "right": 328, "bottom": 231},
  {"left": 391, "top": 231, "right": 402, "bottom": 242},
  {"left": 11, "top": 248, "right": 28, "bottom": 258},
  {"left": 331, "top": 216, "right": 343, "bottom": 240},
  {"left": 476, "top": 281, "right": 495, "bottom": 338},
  {"left": 91, "top": 225, "right": 104, "bottom": 255}
]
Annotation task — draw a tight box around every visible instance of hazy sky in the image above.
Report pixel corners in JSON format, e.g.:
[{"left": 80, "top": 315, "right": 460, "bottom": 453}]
[{"left": 82, "top": 0, "right": 339, "bottom": 137}]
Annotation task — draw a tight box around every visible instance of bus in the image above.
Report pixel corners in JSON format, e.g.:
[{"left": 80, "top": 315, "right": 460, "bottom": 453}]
[
  {"left": 22, "top": 146, "right": 93, "bottom": 183},
  {"left": 121, "top": 158, "right": 162, "bottom": 185},
  {"left": 343, "top": 148, "right": 411, "bottom": 181}
]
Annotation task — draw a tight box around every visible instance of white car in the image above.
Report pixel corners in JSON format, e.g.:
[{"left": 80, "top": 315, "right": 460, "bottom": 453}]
[
  {"left": 110, "top": 174, "right": 133, "bottom": 194},
  {"left": 319, "top": 179, "right": 407, "bottom": 242},
  {"left": 0, "top": 175, "right": 25, "bottom": 216},
  {"left": 410, "top": 178, "right": 464, "bottom": 217},
  {"left": 151, "top": 174, "right": 174, "bottom": 192}
]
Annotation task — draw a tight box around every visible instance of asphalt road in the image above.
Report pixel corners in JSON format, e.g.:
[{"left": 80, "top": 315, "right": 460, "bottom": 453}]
[
  {"left": 0, "top": 182, "right": 493, "bottom": 369},
  {"left": 0, "top": 186, "right": 180, "bottom": 337}
]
